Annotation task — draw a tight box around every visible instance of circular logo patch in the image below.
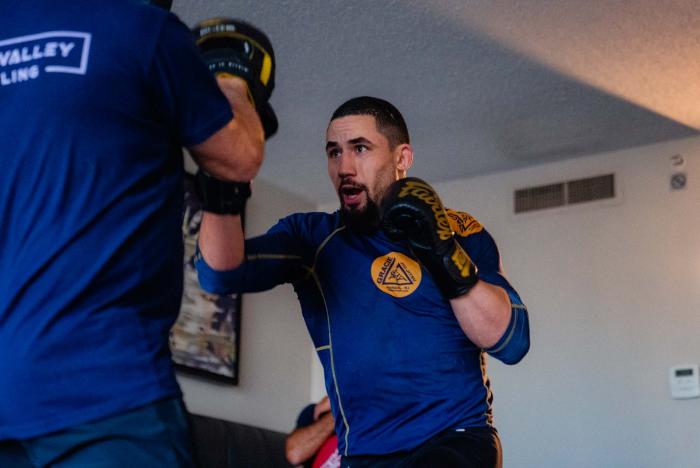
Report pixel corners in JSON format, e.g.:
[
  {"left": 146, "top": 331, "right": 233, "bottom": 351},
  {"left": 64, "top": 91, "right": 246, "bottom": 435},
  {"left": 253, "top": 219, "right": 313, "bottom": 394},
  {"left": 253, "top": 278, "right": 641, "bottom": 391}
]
[{"left": 371, "top": 252, "right": 422, "bottom": 298}]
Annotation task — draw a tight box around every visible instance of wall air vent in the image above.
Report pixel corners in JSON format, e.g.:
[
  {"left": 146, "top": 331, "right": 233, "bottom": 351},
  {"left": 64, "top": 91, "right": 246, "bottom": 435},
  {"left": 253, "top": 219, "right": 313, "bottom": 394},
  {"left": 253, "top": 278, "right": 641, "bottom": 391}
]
[
  {"left": 514, "top": 173, "right": 616, "bottom": 214},
  {"left": 567, "top": 174, "right": 615, "bottom": 205},
  {"left": 514, "top": 183, "right": 565, "bottom": 213}
]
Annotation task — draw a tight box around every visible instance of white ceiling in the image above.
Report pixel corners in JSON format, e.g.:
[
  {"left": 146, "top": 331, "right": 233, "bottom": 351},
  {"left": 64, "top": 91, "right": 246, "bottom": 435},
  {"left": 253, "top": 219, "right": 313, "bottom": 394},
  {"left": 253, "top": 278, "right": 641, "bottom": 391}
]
[{"left": 174, "top": 0, "right": 699, "bottom": 204}]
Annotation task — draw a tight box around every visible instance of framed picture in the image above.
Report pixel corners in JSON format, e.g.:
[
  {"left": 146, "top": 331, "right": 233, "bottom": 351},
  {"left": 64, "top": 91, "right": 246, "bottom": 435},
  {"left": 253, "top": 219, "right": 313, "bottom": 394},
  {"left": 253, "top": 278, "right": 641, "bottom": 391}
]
[{"left": 169, "top": 172, "right": 242, "bottom": 384}]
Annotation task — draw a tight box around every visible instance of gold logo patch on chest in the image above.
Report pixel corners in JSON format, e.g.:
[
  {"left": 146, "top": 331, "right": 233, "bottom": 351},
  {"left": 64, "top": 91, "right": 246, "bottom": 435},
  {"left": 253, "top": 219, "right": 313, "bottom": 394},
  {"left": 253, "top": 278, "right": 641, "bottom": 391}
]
[{"left": 371, "top": 252, "right": 422, "bottom": 297}]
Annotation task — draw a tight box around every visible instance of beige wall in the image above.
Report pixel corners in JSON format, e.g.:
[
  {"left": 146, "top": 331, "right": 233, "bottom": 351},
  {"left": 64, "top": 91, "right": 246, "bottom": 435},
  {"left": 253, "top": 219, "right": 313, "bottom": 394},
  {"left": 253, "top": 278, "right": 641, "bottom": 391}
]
[{"left": 432, "top": 136, "right": 700, "bottom": 468}]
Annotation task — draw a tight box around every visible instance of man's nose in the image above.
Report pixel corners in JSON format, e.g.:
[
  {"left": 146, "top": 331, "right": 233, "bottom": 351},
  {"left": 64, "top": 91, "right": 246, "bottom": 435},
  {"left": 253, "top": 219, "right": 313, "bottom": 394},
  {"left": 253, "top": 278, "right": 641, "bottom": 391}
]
[{"left": 337, "top": 153, "right": 356, "bottom": 177}]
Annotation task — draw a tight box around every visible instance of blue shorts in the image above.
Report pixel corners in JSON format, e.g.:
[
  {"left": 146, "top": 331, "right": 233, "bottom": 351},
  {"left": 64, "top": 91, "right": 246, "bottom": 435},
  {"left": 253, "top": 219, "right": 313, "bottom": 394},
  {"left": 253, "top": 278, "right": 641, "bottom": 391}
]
[{"left": 0, "top": 397, "right": 194, "bottom": 468}]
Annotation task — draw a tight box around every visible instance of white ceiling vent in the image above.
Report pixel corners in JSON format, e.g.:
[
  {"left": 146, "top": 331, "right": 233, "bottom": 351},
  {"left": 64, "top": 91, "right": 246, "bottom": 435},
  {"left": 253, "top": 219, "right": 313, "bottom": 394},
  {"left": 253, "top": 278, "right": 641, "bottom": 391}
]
[{"left": 514, "top": 174, "right": 616, "bottom": 214}]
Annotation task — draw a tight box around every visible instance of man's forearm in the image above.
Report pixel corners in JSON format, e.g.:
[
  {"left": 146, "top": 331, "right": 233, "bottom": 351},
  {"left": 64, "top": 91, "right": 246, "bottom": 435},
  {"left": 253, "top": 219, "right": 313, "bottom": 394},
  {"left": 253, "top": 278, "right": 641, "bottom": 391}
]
[
  {"left": 286, "top": 413, "right": 335, "bottom": 466},
  {"left": 450, "top": 280, "right": 512, "bottom": 349},
  {"left": 189, "top": 77, "right": 264, "bottom": 182},
  {"left": 198, "top": 213, "right": 245, "bottom": 271}
]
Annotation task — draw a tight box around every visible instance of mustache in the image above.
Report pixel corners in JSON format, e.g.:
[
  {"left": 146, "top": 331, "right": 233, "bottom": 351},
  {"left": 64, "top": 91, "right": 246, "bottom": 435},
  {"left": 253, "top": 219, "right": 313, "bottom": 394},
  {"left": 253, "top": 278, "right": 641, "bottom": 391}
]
[{"left": 338, "top": 180, "right": 368, "bottom": 193}]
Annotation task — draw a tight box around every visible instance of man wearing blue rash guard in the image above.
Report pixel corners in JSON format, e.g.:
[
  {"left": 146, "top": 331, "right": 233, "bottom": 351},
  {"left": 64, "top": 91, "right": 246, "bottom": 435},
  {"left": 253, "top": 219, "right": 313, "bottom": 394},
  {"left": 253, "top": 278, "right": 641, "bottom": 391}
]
[{"left": 196, "top": 96, "right": 530, "bottom": 467}]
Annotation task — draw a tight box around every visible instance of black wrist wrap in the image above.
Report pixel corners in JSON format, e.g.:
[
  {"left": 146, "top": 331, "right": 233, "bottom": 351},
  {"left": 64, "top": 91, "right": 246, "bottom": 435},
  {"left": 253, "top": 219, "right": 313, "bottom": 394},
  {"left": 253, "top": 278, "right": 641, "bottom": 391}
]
[{"left": 195, "top": 170, "right": 250, "bottom": 215}]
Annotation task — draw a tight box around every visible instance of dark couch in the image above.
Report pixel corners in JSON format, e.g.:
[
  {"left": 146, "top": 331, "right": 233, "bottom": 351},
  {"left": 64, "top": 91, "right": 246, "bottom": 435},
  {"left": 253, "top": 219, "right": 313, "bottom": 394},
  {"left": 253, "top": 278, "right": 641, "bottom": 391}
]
[{"left": 189, "top": 413, "right": 294, "bottom": 468}]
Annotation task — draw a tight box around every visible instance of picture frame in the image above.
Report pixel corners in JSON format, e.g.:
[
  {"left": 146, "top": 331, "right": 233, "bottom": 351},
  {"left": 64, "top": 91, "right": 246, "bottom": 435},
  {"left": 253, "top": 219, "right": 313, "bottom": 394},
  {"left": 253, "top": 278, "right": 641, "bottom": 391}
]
[{"left": 169, "top": 172, "right": 242, "bottom": 384}]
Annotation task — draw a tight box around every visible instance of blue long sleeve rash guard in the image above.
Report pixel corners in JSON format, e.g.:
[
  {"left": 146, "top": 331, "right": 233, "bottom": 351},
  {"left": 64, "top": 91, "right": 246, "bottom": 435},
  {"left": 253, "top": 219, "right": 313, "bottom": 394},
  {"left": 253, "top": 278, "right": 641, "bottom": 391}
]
[{"left": 196, "top": 209, "right": 529, "bottom": 456}]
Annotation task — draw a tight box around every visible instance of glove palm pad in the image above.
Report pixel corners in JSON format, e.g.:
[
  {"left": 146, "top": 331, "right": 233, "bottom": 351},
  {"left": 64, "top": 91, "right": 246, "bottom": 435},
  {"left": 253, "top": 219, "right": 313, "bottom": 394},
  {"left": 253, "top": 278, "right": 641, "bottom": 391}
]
[{"left": 193, "top": 18, "right": 278, "bottom": 139}]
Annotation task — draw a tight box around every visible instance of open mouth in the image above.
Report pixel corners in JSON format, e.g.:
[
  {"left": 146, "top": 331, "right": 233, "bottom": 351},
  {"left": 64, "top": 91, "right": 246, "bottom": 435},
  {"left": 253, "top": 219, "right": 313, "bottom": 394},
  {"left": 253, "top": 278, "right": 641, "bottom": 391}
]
[{"left": 340, "top": 185, "right": 365, "bottom": 207}]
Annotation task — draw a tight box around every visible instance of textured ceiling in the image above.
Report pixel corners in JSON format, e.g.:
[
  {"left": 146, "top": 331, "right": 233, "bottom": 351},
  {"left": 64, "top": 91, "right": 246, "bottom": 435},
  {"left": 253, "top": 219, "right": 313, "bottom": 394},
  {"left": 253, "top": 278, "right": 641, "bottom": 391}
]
[{"left": 174, "top": 0, "right": 698, "bottom": 204}]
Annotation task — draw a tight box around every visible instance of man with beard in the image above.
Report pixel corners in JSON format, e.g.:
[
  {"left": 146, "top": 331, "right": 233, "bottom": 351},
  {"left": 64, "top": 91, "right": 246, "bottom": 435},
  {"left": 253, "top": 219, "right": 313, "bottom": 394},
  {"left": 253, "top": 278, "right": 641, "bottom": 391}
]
[{"left": 196, "top": 96, "right": 530, "bottom": 467}]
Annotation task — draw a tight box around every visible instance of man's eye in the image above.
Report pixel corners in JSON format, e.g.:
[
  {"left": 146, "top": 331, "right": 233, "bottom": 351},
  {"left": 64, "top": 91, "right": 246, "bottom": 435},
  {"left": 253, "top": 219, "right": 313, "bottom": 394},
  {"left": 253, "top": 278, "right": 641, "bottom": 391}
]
[
  {"left": 355, "top": 145, "right": 368, "bottom": 153},
  {"left": 327, "top": 149, "right": 341, "bottom": 159}
]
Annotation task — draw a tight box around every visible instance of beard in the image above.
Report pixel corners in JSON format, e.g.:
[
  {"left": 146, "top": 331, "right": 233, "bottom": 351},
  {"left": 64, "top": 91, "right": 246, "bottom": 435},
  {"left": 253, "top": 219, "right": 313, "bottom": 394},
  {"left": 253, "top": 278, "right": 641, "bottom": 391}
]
[{"left": 339, "top": 189, "right": 381, "bottom": 234}]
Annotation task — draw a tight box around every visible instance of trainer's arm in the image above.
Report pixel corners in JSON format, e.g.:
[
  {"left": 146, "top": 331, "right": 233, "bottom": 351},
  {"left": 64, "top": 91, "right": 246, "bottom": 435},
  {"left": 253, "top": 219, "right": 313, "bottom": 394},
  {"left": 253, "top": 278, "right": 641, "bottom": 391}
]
[
  {"left": 188, "top": 76, "right": 265, "bottom": 182},
  {"left": 286, "top": 412, "right": 335, "bottom": 466},
  {"left": 189, "top": 76, "right": 263, "bottom": 271}
]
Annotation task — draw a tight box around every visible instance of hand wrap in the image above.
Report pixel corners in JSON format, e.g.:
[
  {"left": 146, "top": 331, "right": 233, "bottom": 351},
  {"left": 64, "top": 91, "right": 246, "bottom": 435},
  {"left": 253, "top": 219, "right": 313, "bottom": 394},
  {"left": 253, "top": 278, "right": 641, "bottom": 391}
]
[{"left": 195, "top": 170, "right": 250, "bottom": 215}]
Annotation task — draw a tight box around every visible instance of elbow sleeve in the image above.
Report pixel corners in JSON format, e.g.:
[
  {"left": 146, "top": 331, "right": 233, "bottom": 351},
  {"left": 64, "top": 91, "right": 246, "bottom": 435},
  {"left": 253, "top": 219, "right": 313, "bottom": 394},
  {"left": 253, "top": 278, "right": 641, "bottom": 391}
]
[{"left": 486, "top": 303, "right": 530, "bottom": 365}]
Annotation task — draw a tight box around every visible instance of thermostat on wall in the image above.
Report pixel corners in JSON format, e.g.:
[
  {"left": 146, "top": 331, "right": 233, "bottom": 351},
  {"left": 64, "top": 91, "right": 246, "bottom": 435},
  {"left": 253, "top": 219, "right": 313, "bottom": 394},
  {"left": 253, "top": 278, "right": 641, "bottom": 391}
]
[{"left": 669, "top": 364, "right": 700, "bottom": 399}]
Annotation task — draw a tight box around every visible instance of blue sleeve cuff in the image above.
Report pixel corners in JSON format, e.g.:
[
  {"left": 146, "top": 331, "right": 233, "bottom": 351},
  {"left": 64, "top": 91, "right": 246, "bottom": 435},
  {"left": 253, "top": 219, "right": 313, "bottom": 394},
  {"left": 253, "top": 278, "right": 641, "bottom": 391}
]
[
  {"left": 194, "top": 247, "right": 242, "bottom": 296},
  {"left": 486, "top": 299, "right": 530, "bottom": 365}
]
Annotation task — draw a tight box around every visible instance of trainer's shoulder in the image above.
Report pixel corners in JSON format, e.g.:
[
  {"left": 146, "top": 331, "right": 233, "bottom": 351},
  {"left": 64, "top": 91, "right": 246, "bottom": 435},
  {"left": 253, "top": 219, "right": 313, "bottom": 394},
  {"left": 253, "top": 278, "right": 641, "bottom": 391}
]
[
  {"left": 445, "top": 208, "right": 484, "bottom": 238},
  {"left": 99, "top": 0, "right": 172, "bottom": 39},
  {"left": 79, "top": 0, "right": 168, "bottom": 21}
]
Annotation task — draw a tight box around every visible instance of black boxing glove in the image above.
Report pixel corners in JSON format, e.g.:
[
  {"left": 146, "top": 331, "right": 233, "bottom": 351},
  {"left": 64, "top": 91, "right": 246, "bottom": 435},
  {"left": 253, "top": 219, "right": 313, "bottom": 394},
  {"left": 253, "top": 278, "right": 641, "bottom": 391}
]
[
  {"left": 381, "top": 177, "right": 478, "bottom": 299},
  {"left": 192, "top": 18, "right": 278, "bottom": 139},
  {"left": 195, "top": 170, "right": 250, "bottom": 216}
]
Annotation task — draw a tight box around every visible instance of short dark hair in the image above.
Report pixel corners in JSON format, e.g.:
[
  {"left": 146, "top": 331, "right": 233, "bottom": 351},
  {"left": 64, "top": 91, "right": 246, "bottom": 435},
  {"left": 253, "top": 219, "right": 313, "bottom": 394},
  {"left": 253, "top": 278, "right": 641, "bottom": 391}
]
[{"left": 330, "top": 96, "right": 410, "bottom": 149}]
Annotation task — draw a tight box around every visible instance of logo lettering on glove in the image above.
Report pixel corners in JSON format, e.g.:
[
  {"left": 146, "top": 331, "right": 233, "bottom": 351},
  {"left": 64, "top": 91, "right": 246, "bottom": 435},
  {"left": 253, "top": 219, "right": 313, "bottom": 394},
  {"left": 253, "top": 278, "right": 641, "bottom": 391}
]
[{"left": 397, "top": 180, "right": 453, "bottom": 241}]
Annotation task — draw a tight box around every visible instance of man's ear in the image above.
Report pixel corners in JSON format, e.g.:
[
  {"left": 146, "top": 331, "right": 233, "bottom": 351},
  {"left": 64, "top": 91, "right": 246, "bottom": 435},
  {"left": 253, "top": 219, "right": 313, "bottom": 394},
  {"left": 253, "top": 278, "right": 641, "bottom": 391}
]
[{"left": 396, "top": 144, "right": 414, "bottom": 175}]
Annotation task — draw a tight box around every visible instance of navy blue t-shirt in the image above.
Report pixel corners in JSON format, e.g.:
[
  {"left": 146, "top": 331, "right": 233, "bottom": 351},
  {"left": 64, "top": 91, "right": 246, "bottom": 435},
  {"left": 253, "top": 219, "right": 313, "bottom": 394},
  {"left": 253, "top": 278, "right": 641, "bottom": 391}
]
[{"left": 0, "top": 0, "right": 233, "bottom": 439}]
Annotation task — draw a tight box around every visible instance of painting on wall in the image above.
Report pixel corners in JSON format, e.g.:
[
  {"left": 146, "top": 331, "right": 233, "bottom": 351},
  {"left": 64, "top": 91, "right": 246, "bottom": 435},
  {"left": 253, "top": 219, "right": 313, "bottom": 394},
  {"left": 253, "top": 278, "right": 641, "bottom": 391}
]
[{"left": 169, "top": 172, "right": 242, "bottom": 384}]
